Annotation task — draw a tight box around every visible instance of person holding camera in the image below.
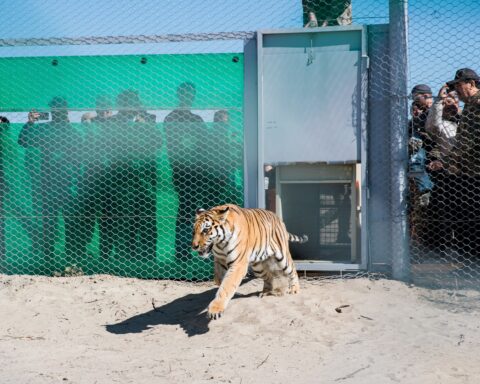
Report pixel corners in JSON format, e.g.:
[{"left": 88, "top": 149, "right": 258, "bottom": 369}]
[
  {"left": 426, "top": 85, "right": 460, "bottom": 161},
  {"left": 430, "top": 68, "right": 480, "bottom": 255},
  {"left": 422, "top": 85, "right": 460, "bottom": 251},
  {"left": 18, "top": 97, "right": 82, "bottom": 269}
]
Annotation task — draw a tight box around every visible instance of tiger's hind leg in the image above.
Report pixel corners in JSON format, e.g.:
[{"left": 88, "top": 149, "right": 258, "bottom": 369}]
[
  {"left": 260, "top": 275, "right": 289, "bottom": 297},
  {"left": 254, "top": 260, "right": 288, "bottom": 297},
  {"left": 285, "top": 249, "right": 300, "bottom": 294}
]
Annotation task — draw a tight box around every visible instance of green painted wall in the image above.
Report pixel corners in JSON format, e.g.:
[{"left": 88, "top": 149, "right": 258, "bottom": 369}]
[{"left": 0, "top": 53, "right": 244, "bottom": 279}]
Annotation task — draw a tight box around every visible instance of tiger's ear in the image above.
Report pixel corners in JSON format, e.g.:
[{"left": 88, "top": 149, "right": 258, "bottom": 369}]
[
  {"left": 215, "top": 206, "right": 230, "bottom": 222},
  {"left": 195, "top": 208, "right": 206, "bottom": 218}
]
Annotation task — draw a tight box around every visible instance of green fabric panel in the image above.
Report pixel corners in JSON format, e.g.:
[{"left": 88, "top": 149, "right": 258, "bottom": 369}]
[
  {"left": 0, "top": 53, "right": 243, "bottom": 111},
  {"left": 0, "top": 53, "right": 244, "bottom": 279}
]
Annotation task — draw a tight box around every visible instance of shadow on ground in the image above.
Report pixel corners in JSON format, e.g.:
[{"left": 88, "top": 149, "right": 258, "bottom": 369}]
[{"left": 105, "top": 287, "right": 258, "bottom": 337}]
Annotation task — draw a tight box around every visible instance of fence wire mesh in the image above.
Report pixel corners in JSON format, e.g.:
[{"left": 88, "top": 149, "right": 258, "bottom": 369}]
[
  {"left": 0, "top": 0, "right": 479, "bottom": 289},
  {"left": 0, "top": 52, "right": 244, "bottom": 279},
  {"left": 405, "top": 1, "right": 480, "bottom": 290}
]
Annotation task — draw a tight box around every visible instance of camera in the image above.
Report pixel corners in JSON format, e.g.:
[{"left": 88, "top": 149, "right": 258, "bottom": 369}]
[
  {"left": 446, "top": 81, "right": 455, "bottom": 94},
  {"left": 37, "top": 112, "right": 50, "bottom": 120}
]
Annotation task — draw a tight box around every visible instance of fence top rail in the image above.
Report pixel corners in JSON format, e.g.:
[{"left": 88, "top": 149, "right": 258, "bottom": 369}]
[{"left": 0, "top": 31, "right": 256, "bottom": 48}]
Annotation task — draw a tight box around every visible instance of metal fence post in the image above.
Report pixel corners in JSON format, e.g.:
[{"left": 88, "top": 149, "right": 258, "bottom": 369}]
[{"left": 389, "top": 0, "right": 410, "bottom": 281}]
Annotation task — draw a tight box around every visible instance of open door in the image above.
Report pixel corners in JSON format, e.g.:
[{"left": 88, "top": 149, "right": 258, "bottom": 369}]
[{"left": 258, "top": 26, "right": 368, "bottom": 271}]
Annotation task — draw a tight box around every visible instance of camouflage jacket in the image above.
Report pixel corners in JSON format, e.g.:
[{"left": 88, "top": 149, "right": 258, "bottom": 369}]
[{"left": 446, "top": 91, "right": 480, "bottom": 177}]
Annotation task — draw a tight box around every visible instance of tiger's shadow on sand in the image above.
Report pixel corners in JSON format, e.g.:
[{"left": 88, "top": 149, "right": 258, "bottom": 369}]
[{"left": 105, "top": 287, "right": 258, "bottom": 337}]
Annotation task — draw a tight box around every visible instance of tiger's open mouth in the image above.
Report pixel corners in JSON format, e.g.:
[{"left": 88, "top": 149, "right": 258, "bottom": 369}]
[{"left": 198, "top": 243, "right": 213, "bottom": 258}]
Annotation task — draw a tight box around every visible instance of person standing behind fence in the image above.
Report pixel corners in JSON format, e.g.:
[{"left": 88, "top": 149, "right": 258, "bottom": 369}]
[
  {"left": 424, "top": 85, "right": 460, "bottom": 251},
  {"left": 0, "top": 117, "right": 9, "bottom": 268},
  {"left": 164, "top": 82, "right": 216, "bottom": 260},
  {"left": 409, "top": 84, "right": 435, "bottom": 204},
  {"left": 410, "top": 84, "right": 434, "bottom": 156},
  {"left": 431, "top": 68, "right": 480, "bottom": 256},
  {"left": 311, "top": 1, "right": 352, "bottom": 27},
  {"left": 426, "top": 86, "right": 460, "bottom": 162},
  {"left": 213, "top": 109, "right": 243, "bottom": 204},
  {"left": 409, "top": 96, "right": 434, "bottom": 204},
  {"left": 99, "top": 90, "right": 160, "bottom": 261},
  {"left": 304, "top": 11, "right": 319, "bottom": 28},
  {"left": 18, "top": 97, "right": 82, "bottom": 270},
  {"left": 408, "top": 95, "right": 434, "bottom": 246},
  {"left": 65, "top": 96, "right": 114, "bottom": 264}
]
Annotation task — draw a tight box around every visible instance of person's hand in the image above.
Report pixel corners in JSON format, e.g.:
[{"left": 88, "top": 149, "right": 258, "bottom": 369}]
[
  {"left": 428, "top": 160, "right": 443, "bottom": 171},
  {"left": 447, "top": 164, "right": 459, "bottom": 175},
  {"left": 409, "top": 137, "right": 422, "bottom": 152},
  {"left": 438, "top": 84, "right": 448, "bottom": 99},
  {"left": 28, "top": 110, "right": 40, "bottom": 123}
]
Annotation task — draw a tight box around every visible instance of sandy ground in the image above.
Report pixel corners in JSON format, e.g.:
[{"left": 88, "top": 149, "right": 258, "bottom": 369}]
[{"left": 1, "top": 274, "right": 480, "bottom": 384}]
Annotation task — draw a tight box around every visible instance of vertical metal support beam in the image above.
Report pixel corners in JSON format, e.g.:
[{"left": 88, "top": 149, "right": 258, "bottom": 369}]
[
  {"left": 256, "top": 31, "right": 266, "bottom": 209},
  {"left": 389, "top": 0, "right": 410, "bottom": 281},
  {"left": 243, "top": 36, "right": 259, "bottom": 208}
]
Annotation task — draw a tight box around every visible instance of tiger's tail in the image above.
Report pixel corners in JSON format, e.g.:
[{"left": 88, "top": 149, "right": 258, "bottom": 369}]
[{"left": 288, "top": 233, "right": 309, "bottom": 244}]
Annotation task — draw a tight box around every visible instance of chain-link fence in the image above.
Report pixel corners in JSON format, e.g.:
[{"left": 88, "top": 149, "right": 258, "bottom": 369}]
[
  {"left": 406, "top": 1, "right": 480, "bottom": 289},
  {"left": 1, "top": 1, "right": 480, "bottom": 288},
  {"left": 0, "top": 51, "right": 245, "bottom": 279},
  {"left": 0, "top": 0, "right": 254, "bottom": 279}
]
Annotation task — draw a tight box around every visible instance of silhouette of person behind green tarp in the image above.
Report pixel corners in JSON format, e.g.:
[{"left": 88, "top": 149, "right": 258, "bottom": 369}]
[
  {"left": 18, "top": 97, "right": 82, "bottom": 270},
  {"left": 64, "top": 96, "right": 114, "bottom": 264},
  {"left": 0, "top": 116, "right": 10, "bottom": 269},
  {"left": 164, "top": 82, "right": 223, "bottom": 260},
  {"left": 98, "top": 90, "right": 161, "bottom": 261}
]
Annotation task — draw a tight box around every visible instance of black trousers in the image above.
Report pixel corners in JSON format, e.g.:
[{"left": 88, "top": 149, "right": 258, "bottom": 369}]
[
  {"left": 171, "top": 168, "right": 225, "bottom": 260},
  {"left": 439, "top": 174, "right": 480, "bottom": 255}
]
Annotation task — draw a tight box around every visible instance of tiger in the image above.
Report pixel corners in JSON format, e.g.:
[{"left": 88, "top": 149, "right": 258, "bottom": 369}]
[{"left": 192, "top": 204, "right": 308, "bottom": 319}]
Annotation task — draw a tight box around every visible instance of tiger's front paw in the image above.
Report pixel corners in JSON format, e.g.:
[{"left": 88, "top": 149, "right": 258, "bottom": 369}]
[{"left": 207, "top": 299, "right": 225, "bottom": 320}]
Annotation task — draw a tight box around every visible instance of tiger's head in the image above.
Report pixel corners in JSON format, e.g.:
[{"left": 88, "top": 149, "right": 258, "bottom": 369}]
[{"left": 192, "top": 205, "right": 231, "bottom": 258}]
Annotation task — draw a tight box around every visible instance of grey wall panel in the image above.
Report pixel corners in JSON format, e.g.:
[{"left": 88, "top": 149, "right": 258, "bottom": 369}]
[{"left": 260, "top": 28, "right": 365, "bottom": 164}]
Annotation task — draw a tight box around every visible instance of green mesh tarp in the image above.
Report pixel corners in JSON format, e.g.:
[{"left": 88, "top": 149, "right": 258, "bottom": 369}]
[{"left": 0, "top": 53, "right": 244, "bottom": 279}]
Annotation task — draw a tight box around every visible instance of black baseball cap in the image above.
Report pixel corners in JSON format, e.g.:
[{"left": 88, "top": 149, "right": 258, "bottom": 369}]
[
  {"left": 117, "top": 89, "right": 142, "bottom": 110},
  {"left": 448, "top": 68, "right": 480, "bottom": 86},
  {"left": 411, "top": 84, "right": 432, "bottom": 96},
  {"left": 95, "top": 95, "right": 112, "bottom": 110}
]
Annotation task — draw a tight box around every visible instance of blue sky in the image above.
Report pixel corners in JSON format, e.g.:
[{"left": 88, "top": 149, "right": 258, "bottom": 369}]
[
  {"left": 407, "top": 0, "right": 480, "bottom": 93},
  {"left": 0, "top": 0, "right": 301, "bottom": 55},
  {"left": 1, "top": 0, "right": 479, "bottom": 94}
]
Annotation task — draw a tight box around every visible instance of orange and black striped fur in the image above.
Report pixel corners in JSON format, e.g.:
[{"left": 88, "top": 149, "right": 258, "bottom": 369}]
[{"left": 192, "top": 204, "right": 308, "bottom": 319}]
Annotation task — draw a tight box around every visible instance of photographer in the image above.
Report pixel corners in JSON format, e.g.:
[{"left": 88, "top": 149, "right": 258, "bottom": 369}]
[
  {"left": 18, "top": 98, "right": 82, "bottom": 268},
  {"left": 430, "top": 68, "right": 480, "bottom": 255},
  {"left": 424, "top": 85, "right": 460, "bottom": 251},
  {"left": 426, "top": 85, "right": 460, "bottom": 163}
]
